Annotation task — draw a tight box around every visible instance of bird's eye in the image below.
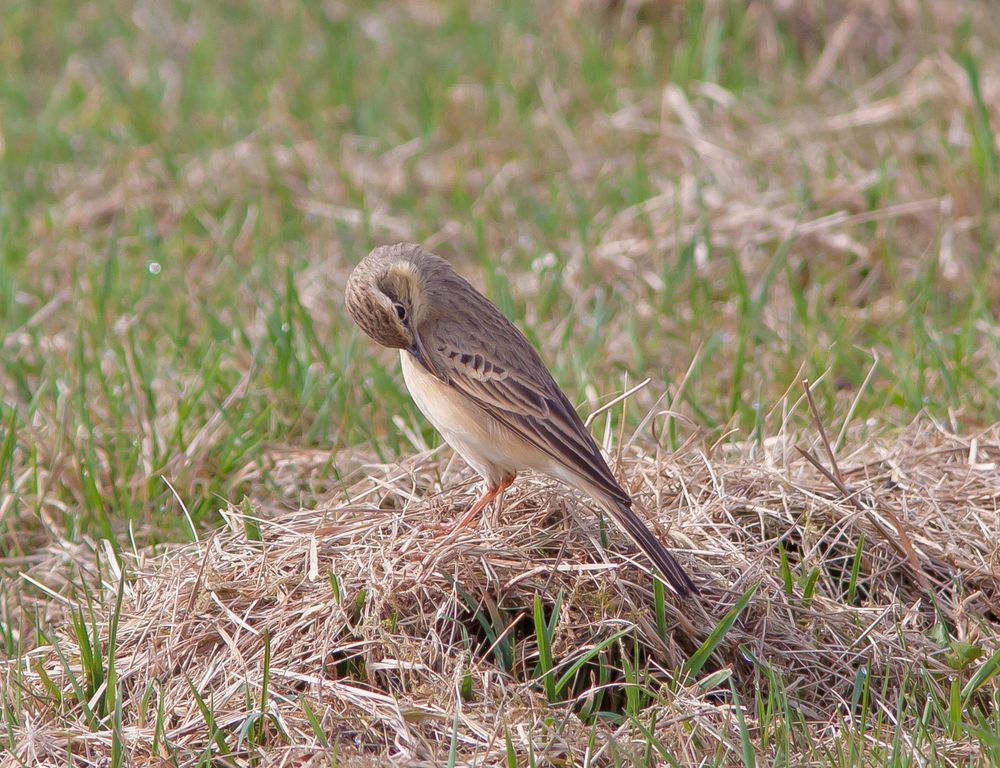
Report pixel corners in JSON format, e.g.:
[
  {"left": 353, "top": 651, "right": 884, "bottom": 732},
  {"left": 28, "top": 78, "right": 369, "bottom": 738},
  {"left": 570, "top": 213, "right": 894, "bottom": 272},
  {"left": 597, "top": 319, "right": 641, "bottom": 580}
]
[{"left": 393, "top": 303, "right": 407, "bottom": 323}]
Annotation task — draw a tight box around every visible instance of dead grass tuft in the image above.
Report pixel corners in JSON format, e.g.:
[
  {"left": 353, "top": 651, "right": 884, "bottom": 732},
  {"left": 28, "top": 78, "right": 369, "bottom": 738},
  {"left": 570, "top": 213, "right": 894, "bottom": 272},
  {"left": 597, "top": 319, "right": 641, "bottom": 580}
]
[{"left": 6, "top": 419, "right": 999, "bottom": 766}]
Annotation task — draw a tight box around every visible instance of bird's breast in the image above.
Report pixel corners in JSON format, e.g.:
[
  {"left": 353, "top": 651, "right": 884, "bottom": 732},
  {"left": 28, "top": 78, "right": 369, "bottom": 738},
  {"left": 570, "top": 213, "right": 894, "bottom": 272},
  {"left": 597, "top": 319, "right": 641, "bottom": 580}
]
[{"left": 399, "top": 350, "right": 534, "bottom": 483}]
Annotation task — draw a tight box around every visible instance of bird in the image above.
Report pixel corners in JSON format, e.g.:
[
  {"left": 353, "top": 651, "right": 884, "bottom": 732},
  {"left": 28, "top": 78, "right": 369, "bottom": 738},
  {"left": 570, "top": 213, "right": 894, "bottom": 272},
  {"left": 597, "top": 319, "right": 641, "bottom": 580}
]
[{"left": 345, "top": 242, "right": 697, "bottom": 597}]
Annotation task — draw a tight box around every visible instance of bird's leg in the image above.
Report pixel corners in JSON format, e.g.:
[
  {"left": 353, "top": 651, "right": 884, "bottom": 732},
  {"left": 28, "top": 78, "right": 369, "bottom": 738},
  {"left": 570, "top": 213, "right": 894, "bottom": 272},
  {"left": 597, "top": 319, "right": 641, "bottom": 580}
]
[
  {"left": 417, "top": 473, "right": 517, "bottom": 539},
  {"left": 452, "top": 472, "right": 516, "bottom": 531}
]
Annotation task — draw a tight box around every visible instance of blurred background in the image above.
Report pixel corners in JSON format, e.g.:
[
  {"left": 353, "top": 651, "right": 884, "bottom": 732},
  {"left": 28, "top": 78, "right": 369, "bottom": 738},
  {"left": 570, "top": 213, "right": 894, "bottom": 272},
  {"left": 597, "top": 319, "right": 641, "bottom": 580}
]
[{"left": 1, "top": 0, "right": 998, "bottom": 551}]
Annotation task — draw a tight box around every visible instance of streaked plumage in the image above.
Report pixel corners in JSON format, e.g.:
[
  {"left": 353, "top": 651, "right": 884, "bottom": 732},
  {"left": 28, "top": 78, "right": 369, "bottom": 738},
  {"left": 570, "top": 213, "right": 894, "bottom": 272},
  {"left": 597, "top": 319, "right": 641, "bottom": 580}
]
[{"left": 345, "top": 242, "right": 697, "bottom": 597}]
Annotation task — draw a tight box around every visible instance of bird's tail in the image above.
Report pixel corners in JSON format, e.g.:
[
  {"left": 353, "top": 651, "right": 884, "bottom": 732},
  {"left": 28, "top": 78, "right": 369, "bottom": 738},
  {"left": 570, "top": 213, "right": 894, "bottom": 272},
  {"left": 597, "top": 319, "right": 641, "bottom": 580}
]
[{"left": 597, "top": 496, "right": 698, "bottom": 598}]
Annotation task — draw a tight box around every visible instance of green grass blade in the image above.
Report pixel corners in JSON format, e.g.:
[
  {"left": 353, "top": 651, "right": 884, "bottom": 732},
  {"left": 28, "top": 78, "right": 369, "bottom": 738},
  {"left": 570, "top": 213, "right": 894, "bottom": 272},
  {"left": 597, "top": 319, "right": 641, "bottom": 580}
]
[
  {"left": 682, "top": 583, "right": 758, "bottom": 681},
  {"left": 962, "top": 647, "right": 1000, "bottom": 703},
  {"left": 533, "top": 593, "right": 557, "bottom": 702},
  {"left": 446, "top": 706, "right": 461, "bottom": 768},
  {"left": 729, "top": 678, "right": 756, "bottom": 768},
  {"left": 653, "top": 576, "right": 668, "bottom": 642},
  {"left": 553, "top": 628, "right": 632, "bottom": 698},
  {"left": 186, "top": 677, "right": 231, "bottom": 757},
  {"left": 777, "top": 542, "right": 793, "bottom": 597},
  {"left": 300, "top": 696, "right": 330, "bottom": 749},
  {"left": 504, "top": 727, "right": 517, "bottom": 768},
  {"left": 105, "top": 562, "right": 126, "bottom": 721}
]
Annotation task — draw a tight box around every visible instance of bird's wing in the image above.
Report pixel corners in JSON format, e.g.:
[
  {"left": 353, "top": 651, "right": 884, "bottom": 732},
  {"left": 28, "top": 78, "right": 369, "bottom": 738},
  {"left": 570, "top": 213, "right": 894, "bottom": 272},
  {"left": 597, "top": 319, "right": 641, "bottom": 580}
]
[{"left": 415, "top": 311, "right": 631, "bottom": 507}]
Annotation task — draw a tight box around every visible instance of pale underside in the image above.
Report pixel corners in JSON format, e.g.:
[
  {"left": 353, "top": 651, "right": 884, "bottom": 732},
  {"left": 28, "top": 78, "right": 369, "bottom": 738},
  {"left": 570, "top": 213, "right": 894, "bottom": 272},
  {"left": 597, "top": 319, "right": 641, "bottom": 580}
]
[{"left": 400, "top": 349, "right": 573, "bottom": 490}]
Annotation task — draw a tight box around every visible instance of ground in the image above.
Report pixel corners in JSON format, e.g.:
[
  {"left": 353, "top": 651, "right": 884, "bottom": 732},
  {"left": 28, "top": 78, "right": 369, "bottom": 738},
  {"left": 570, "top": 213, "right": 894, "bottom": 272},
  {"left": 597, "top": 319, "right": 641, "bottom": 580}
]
[{"left": 1, "top": 1, "right": 999, "bottom": 766}]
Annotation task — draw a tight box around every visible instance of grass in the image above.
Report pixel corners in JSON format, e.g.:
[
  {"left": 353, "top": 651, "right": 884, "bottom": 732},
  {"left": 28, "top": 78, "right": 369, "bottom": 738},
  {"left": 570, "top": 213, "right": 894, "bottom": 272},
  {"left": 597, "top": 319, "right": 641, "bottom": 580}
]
[
  {"left": 0, "top": 0, "right": 999, "bottom": 765},
  {"left": 6, "top": 430, "right": 998, "bottom": 766}
]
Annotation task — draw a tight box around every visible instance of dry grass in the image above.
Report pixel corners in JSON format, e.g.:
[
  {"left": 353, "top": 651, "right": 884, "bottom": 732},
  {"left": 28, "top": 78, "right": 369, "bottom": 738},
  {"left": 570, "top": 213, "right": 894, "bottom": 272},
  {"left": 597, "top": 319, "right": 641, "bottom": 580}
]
[{"left": 7, "top": 417, "right": 999, "bottom": 766}]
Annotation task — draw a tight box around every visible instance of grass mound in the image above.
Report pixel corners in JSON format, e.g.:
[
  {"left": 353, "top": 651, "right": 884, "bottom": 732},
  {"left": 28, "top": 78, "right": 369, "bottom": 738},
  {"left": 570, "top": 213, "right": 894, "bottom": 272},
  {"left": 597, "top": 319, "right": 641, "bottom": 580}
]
[{"left": 8, "top": 420, "right": 999, "bottom": 766}]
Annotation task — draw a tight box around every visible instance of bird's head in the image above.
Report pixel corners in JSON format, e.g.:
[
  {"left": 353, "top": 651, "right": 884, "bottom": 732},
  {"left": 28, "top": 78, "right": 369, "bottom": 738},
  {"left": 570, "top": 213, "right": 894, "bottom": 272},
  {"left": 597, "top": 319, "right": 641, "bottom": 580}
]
[{"left": 345, "top": 242, "right": 446, "bottom": 351}]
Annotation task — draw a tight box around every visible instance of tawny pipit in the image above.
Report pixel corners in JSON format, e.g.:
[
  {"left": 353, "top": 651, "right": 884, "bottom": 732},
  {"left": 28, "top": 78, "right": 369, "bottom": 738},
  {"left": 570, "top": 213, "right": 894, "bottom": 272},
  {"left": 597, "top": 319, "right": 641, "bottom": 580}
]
[{"left": 345, "top": 243, "right": 697, "bottom": 597}]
